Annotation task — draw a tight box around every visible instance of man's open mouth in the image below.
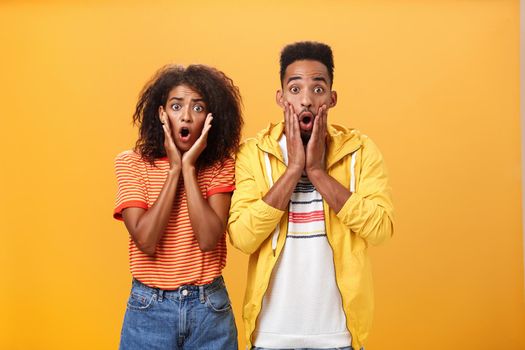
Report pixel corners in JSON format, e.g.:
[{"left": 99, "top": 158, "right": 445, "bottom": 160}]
[{"left": 299, "top": 112, "right": 314, "bottom": 131}]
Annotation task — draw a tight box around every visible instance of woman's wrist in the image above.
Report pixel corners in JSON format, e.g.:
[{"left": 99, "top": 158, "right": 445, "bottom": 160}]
[
  {"left": 182, "top": 164, "right": 196, "bottom": 177},
  {"left": 167, "top": 166, "right": 181, "bottom": 177}
]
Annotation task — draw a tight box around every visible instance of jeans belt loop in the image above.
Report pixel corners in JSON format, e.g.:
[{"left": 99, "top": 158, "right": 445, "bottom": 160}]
[
  {"left": 199, "top": 285, "right": 205, "bottom": 304},
  {"left": 157, "top": 288, "right": 164, "bottom": 302}
]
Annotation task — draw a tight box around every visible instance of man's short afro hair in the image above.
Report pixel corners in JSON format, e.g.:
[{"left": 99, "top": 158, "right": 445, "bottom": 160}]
[{"left": 279, "top": 41, "right": 334, "bottom": 86}]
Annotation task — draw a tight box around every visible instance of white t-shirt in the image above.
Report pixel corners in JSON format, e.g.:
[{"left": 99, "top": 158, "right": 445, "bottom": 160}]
[{"left": 253, "top": 135, "right": 351, "bottom": 348}]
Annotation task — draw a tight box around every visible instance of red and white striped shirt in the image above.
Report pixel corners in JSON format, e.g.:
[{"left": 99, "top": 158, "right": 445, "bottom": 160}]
[{"left": 113, "top": 150, "right": 235, "bottom": 290}]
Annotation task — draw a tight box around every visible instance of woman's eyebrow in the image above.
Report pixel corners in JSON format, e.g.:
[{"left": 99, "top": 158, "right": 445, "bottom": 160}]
[{"left": 167, "top": 97, "right": 204, "bottom": 102}]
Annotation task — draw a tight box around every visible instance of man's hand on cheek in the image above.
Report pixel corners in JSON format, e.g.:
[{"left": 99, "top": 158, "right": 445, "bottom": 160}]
[
  {"left": 284, "top": 101, "right": 305, "bottom": 174},
  {"left": 306, "top": 104, "right": 328, "bottom": 175}
]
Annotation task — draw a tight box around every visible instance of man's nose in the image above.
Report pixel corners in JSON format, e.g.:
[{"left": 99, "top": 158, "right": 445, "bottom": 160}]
[{"left": 300, "top": 92, "right": 313, "bottom": 109}]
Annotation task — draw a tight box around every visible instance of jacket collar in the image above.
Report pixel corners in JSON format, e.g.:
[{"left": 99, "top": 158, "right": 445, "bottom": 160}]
[{"left": 255, "top": 121, "right": 362, "bottom": 169}]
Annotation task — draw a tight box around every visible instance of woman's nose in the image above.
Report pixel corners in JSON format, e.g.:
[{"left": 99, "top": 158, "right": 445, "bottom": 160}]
[{"left": 180, "top": 107, "right": 192, "bottom": 122}]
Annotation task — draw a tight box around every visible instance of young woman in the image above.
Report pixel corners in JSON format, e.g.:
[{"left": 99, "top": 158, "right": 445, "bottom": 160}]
[{"left": 113, "top": 64, "right": 243, "bottom": 349}]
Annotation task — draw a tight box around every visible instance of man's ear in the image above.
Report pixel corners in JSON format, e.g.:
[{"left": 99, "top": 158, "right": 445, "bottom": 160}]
[
  {"left": 276, "top": 89, "right": 284, "bottom": 108},
  {"left": 330, "top": 90, "right": 337, "bottom": 108}
]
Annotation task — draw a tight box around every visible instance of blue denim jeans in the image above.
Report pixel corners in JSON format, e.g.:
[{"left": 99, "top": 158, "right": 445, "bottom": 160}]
[{"left": 119, "top": 276, "right": 238, "bottom": 350}]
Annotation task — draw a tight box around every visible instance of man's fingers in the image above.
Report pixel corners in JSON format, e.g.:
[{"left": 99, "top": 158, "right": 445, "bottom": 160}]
[
  {"left": 287, "top": 102, "right": 293, "bottom": 138},
  {"left": 320, "top": 104, "right": 327, "bottom": 122},
  {"left": 292, "top": 107, "right": 301, "bottom": 137},
  {"left": 285, "top": 101, "right": 291, "bottom": 137},
  {"left": 289, "top": 103, "right": 296, "bottom": 115},
  {"left": 315, "top": 104, "right": 327, "bottom": 139},
  {"left": 290, "top": 104, "right": 301, "bottom": 138},
  {"left": 310, "top": 112, "right": 320, "bottom": 143},
  {"left": 320, "top": 104, "right": 327, "bottom": 138}
]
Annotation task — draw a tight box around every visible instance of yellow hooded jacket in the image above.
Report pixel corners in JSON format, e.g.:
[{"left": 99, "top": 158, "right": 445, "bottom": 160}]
[{"left": 228, "top": 121, "right": 394, "bottom": 349}]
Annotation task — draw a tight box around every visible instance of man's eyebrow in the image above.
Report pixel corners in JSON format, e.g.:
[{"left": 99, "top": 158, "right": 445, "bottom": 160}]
[
  {"left": 313, "top": 76, "right": 328, "bottom": 84},
  {"left": 286, "top": 76, "right": 302, "bottom": 84},
  {"left": 286, "top": 75, "right": 328, "bottom": 84}
]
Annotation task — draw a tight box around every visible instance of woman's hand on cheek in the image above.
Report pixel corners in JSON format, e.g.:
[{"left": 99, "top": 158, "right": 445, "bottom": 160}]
[
  {"left": 182, "top": 113, "right": 213, "bottom": 170},
  {"left": 160, "top": 109, "right": 182, "bottom": 172}
]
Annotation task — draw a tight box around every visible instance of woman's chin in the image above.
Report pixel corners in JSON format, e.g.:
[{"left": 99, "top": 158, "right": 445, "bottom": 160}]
[{"left": 175, "top": 141, "right": 193, "bottom": 153}]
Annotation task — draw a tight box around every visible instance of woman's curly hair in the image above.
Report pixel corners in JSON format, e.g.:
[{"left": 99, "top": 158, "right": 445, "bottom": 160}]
[{"left": 133, "top": 64, "right": 243, "bottom": 168}]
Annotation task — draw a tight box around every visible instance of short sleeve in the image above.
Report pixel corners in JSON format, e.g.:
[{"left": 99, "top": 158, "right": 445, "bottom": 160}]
[
  {"left": 207, "top": 157, "right": 236, "bottom": 197},
  {"left": 113, "top": 151, "right": 148, "bottom": 220}
]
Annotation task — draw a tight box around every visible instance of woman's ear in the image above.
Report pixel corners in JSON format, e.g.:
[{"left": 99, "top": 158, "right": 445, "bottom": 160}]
[{"left": 158, "top": 106, "right": 166, "bottom": 123}]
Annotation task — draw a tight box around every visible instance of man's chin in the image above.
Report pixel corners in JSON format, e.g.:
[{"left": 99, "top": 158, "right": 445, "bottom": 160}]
[{"left": 300, "top": 132, "right": 311, "bottom": 145}]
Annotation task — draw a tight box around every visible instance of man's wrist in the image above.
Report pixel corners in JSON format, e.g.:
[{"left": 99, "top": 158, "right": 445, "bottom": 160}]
[
  {"left": 306, "top": 167, "right": 326, "bottom": 183},
  {"left": 285, "top": 165, "right": 303, "bottom": 180}
]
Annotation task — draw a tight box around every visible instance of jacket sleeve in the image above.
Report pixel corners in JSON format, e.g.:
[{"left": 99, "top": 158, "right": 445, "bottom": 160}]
[
  {"left": 336, "top": 137, "right": 394, "bottom": 246},
  {"left": 227, "top": 141, "right": 285, "bottom": 254}
]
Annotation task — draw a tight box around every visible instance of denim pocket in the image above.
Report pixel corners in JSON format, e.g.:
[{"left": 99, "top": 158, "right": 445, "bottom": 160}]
[
  {"left": 205, "top": 287, "right": 232, "bottom": 312},
  {"left": 126, "top": 289, "right": 156, "bottom": 311}
]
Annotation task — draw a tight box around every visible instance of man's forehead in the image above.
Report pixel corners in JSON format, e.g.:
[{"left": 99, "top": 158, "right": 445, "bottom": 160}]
[{"left": 284, "top": 60, "right": 330, "bottom": 83}]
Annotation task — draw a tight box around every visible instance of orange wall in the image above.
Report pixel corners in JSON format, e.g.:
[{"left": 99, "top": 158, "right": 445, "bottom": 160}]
[{"left": 1, "top": 1, "right": 523, "bottom": 349}]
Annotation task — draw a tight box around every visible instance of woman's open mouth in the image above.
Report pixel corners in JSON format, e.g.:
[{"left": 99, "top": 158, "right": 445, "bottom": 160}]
[{"left": 179, "top": 127, "right": 191, "bottom": 142}]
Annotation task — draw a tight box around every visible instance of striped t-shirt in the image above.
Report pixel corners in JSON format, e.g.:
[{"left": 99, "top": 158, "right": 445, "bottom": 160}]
[
  {"left": 113, "top": 150, "right": 235, "bottom": 290},
  {"left": 254, "top": 136, "right": 350, "bottom": 348}
]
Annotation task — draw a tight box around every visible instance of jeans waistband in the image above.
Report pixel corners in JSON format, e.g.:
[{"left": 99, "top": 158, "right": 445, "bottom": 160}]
[{"left": 131, "top": 276, "right": 225, "bottom": 302}]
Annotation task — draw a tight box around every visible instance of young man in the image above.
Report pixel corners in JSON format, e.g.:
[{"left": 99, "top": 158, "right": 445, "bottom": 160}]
[{"left": 228, "top": 41, "right": 394, "bottom": 350}]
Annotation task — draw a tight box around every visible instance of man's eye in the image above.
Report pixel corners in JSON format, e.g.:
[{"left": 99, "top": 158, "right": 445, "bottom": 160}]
[
  {"left": 193, "top": 105, "right": 204, "bottom": 112},
  {"left": 290, "top": 86, "right": 300, "bottom": 93},
  {"left": 314, "top": 87, "right": 324, "bottom": 94},
  {"left": 171, "top": 104, "right": 181, "bottom": 111}
]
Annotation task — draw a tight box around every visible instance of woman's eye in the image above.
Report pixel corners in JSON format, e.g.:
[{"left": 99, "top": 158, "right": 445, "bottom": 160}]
[
  {"left": 193, "top": 105, "right": 204, "bottom": 112},
  {"left": 314, "top": 87, "right": 324, "bottom": 94},
  {"left": 290, "top": 86, "right": 300, "bottom": 94},
  {"left": 171, "top": 104, "right": 181, "bottom": 111}
]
